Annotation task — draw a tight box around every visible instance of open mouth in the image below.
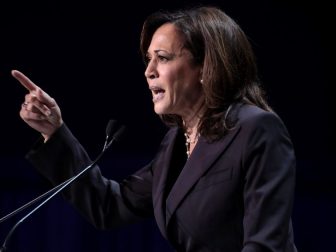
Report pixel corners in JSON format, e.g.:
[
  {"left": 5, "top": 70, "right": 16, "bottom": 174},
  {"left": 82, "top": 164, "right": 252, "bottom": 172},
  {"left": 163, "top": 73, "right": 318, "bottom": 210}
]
[{"left": 150, "top": 86, "right": 165, "bottom": 102}]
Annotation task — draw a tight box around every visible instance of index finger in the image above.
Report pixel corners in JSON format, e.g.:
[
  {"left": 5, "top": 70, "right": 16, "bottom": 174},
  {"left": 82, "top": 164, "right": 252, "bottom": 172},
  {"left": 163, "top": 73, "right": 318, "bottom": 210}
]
[{"left": 11, "top": 69, "right": 39, "bottom": 92}]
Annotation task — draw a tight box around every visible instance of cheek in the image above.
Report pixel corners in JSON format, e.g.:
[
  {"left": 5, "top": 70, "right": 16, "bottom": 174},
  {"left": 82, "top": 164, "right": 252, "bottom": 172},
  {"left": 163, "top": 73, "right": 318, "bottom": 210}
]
[
  {"left": 160, "top": 69, "right": 179, "bottom": 93},
  {"left": 160, "top": 65, "right": 200, "bottom": 96}
]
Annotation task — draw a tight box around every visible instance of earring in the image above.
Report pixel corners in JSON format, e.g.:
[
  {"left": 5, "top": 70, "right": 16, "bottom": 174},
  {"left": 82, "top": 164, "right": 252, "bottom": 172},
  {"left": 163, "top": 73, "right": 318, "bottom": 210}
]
[{"left": 200, "top": 79, "right": 203, "bottom": 84}]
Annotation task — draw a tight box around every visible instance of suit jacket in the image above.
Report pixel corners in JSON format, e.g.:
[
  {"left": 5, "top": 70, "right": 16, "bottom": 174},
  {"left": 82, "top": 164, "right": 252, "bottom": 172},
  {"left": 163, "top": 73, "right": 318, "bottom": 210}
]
[{"left": 27, "top": 103, "right": 297, "bottom": 252}]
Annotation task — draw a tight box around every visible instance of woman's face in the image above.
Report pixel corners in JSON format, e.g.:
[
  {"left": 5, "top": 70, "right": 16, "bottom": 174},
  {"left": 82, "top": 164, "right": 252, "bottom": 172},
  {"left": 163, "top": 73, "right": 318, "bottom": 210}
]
[{"left": 144, "top": 23, "right": 203, "bottom": 118}]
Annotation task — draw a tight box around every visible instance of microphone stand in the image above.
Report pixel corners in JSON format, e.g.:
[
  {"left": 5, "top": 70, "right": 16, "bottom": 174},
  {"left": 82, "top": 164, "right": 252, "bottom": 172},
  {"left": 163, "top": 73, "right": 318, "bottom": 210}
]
[
  {"left": 0, "top": 175, "right": 74, "bottom": 224},
  {"left": 0, "top": 121, "right": 125, "bottom": 251}
]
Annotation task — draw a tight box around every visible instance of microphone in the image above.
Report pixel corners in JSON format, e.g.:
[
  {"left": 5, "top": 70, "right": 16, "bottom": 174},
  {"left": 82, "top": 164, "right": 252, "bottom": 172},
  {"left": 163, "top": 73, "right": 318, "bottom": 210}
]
[{"left": 0, "top": 119, "right": 125, "bottom": 251}]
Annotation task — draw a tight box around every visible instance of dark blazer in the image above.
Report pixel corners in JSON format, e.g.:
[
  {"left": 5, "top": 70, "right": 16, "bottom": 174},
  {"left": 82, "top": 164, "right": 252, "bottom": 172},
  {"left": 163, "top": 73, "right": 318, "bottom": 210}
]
[{"left": 27, "top": 103, "right": 297, "bottom": 252}]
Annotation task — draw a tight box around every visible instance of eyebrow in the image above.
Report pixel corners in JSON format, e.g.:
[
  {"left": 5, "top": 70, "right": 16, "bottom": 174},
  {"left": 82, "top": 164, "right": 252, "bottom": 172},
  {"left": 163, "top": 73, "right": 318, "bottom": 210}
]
[
  {"left": 154, "top": 49, "right": 168, "bottom": 54},
  {"left": 146, "top": 48, "right": 185, "bottom": 59},
  {"left": 146, "top": 49, "right": 164, "bottom": 57}
]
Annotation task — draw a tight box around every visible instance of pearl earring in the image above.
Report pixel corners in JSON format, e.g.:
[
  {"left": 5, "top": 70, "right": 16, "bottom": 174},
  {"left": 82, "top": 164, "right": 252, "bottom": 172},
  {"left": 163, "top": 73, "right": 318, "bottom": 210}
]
[{"left": 200, "top": 79, "right": 203, "bottom": 84}]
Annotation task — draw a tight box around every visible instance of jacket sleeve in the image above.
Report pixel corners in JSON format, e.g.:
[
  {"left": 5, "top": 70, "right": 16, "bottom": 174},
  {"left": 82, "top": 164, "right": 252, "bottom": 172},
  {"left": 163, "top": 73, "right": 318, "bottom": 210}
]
[
  {"left": 241, "top": 112, "right": 296, "bottom": 252},
  {"left": 26, "top": 124, "right": 154, "bottom": 229}
]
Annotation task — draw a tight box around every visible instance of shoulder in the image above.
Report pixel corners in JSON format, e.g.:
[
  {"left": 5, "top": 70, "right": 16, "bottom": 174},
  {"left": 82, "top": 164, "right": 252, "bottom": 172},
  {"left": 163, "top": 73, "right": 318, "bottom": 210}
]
[
  {"left": 235, "top": 103, "right": 285, "bottom": 128},
  {"left": 232, "top": 103, "right": 291, "bottom": 140}
]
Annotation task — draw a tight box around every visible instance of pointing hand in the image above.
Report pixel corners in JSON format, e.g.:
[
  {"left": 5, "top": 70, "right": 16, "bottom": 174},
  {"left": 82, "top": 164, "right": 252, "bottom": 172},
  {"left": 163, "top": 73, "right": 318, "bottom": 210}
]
[{"left": 12, "top": 70, "right": 63, "bottom": 141}]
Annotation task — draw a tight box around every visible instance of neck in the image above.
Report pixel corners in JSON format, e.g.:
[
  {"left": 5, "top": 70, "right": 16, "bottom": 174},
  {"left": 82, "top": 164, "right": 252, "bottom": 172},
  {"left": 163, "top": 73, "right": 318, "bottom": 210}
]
[
  {"left": 181, "top": 98, "right": 205, "bottom": 158},
  {"left": 183, "top": 118, "right": 199, "bottom": 138},
  {"left": 181, "top": 94, "right": 205, "bottom": 129}
]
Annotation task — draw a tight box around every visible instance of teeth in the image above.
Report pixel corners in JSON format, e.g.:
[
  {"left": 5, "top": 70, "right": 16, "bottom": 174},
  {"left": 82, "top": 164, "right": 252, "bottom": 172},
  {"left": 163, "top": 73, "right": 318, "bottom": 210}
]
[{"left": 149, "top": 86, "right": 165, "bottom": 94}]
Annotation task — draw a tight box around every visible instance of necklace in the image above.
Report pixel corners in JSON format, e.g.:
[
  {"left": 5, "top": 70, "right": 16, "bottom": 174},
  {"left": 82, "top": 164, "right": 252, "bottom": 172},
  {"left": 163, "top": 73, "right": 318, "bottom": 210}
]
[{"left": 184, "top": 132, "right": 200, "bottom": 158}]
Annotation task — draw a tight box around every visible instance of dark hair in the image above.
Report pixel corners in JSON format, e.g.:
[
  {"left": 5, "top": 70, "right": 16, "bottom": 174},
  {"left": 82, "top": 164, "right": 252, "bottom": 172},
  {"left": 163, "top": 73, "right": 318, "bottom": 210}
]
[{"left": 140, "top": 6, "right": 272, "bottom": 141}]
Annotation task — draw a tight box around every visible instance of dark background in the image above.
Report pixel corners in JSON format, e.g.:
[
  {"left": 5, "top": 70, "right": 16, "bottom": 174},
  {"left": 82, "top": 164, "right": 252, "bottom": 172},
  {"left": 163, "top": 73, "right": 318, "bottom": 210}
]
[{"left": 0, "top": 0, "right": 334, "bottom": 251}]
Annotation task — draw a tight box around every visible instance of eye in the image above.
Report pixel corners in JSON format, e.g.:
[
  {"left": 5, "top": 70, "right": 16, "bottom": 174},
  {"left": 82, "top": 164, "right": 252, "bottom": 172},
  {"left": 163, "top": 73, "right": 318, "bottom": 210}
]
[{"left": 158, "top": 55, "right": 169, "bottom": 62}]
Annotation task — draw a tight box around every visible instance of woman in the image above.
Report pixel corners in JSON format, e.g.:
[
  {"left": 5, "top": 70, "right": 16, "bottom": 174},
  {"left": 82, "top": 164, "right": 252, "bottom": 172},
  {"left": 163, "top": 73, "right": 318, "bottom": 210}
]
[{"left": 13, "top": 6, "right": 297, "bottom": 252}]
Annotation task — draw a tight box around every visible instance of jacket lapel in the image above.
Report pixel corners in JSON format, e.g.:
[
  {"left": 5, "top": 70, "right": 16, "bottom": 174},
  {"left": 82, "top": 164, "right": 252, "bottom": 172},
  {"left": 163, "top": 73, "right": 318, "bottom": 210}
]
[
  {"left": 165, "top": 125, "right": 241, "bottom": 226},
  {"left": 152, "top": 127, "right": 179, "bottom": 238}
]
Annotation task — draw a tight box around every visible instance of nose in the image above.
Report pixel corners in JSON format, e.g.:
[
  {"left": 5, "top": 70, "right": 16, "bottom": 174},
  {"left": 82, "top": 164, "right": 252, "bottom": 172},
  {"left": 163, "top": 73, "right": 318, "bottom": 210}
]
[{"left": 144, "top": 60, "right": 158, "bottom": 80}]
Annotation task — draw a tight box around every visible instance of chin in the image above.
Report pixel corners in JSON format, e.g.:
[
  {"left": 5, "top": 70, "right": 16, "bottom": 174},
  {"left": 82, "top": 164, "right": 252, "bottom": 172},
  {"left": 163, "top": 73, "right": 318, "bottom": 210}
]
[
  {"left": 153, "top": 105, "right": 170, "bottom": 115},
  {"left": 154, "top": 108, "right": 165, "bottom": 115}
]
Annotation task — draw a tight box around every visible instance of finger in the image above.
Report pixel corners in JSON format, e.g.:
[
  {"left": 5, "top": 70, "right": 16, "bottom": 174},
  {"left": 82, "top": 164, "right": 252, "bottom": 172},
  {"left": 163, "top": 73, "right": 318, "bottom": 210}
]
[
  {"left": 20, "top": 106, "right": 61, "bottom": 136},
  {"left": 20, "top": 107, "right": 46, "bottom": 121},
  {"left": 11, "top": 69, "right": 39, "bottom": 92},
  {"left": 18, "top": 78, "right": 56, "bottom": 109},
  {"left": 35, "top": 88, "right": 56, "bottom": 108},
  {"left": 24, "top": 98, "right": 51, "bottom": 117}
]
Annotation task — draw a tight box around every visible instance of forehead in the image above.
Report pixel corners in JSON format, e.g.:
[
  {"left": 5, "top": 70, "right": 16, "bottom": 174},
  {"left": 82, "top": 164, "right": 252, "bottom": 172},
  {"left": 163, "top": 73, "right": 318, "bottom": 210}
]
[{"left": 149, "top": 23, "right": 185, "bottom": 51}]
